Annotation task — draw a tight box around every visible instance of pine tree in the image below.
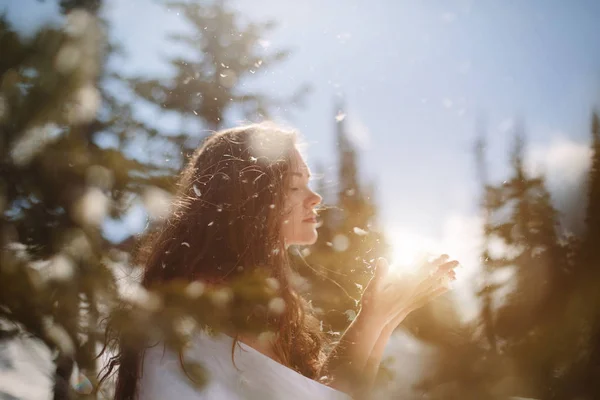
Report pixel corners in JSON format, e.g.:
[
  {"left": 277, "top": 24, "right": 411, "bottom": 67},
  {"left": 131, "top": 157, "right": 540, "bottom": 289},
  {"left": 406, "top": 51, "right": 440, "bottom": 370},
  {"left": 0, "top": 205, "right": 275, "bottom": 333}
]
[
  {"left": 0, "top": 2, "right": 170, "bottom": 397},
  {"left": 128, "top": 0, "right": 309, "bottom": 156},
  {"left": 481, "top": 123, "right": 564, "bottom": 338},
  {"left": 481, "top": 123, "right": 574, "bottom": 398},
  {"left": 410, "top": 118, "right": 503, "bottom": 400},
  {"left": 0, "top": 6, "right": 114, "bottom": 398},
  {"left": 579, "top": 112, "right": 600, "bottom": 278},
  {"left": 473, "top": 116, "right": 500, "bottom": 354},
  {"left": 296, "top": 100, "right": 388, "bottom": 333},
  {"left": 561, "top": 110, "right": 600, "bottom": 398}
]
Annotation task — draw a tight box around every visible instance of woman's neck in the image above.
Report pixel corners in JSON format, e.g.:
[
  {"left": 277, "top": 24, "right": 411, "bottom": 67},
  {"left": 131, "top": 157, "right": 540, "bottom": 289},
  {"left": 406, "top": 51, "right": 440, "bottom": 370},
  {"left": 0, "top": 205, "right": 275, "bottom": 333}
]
[{"left": 223, "top": 329, "right": 282, "bottom": 364}]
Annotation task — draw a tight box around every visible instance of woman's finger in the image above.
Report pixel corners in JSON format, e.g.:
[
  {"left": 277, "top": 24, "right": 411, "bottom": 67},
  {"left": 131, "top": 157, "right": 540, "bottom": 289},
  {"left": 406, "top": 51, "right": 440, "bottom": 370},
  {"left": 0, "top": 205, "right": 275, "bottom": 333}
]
[
  {"left": 388, "top": 285, "right": 449, "bottom": 327},
  {"left": 372, "top": 257, "right": 389, "bottom": 287},
  {"left": 415, "top": 260, "right": 458, "bottom": 293},
  {"left": 411, "top": 268, "right": 455, "bottom": 303},
  {"left": 429, "top": 254, "right": 449, "bottom": 267},
  {"left": 414, "top": 255, "right": 455, "bottom": 285},
  {"left": 431, "top": 260, "right": 459, "bottom": 278},
  {"left": 409, "top": 286, "right": 450, "bottom": 313},
  {"left": 362, "top": 258, "right": 389, "bottom": 305}
]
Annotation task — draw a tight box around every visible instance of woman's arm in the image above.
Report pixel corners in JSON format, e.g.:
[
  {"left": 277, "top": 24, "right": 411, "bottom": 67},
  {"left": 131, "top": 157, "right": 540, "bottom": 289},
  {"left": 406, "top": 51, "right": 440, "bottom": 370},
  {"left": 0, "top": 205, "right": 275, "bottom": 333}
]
[
  {"left": 320, "top": 257, "right": 457, "bottom": 398},
  {"left": 361, "top": 321, "right": 397, "bottom": 393},
  {"left": 318, "top": 310, "right": 388, "bottom": 397}
]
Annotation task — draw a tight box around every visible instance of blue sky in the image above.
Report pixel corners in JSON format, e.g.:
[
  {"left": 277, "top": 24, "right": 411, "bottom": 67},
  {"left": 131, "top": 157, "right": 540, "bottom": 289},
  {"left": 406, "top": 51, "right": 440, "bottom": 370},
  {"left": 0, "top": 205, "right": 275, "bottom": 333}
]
[{"left": 2, "top": 0, "right": 600, "bottom": 317}]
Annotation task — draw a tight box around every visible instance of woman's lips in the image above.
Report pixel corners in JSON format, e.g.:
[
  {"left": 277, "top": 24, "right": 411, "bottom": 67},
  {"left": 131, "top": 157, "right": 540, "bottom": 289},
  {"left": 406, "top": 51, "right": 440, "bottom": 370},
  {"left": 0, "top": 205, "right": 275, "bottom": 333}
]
[{"left": 303, "top": 217, "right": 317, "bottom": 223}]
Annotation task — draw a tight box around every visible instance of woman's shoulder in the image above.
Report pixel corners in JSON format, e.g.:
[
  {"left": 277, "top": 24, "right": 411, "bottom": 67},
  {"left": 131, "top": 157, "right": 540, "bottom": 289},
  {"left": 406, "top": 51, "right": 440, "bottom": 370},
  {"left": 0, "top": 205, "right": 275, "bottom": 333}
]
[
  {"left": 137, "top": 330, "right": 239, "bottom": 399},
  {"left": 138, "top": 329, "right": 350, "bottom": 400}
]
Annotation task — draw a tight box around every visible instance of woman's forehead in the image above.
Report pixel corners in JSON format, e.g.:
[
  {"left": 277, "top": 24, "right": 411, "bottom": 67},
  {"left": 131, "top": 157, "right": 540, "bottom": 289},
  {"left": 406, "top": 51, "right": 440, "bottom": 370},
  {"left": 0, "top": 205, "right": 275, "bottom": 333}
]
[{"left": 291, "top": 148, "right": 310, "bottom": 176}]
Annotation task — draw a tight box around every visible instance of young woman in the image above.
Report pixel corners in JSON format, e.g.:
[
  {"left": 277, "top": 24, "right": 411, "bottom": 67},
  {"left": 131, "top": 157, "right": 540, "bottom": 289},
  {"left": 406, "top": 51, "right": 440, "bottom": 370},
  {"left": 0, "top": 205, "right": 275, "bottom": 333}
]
[{"left": 106, "top": 122, "right": 458, "bottom": 399}]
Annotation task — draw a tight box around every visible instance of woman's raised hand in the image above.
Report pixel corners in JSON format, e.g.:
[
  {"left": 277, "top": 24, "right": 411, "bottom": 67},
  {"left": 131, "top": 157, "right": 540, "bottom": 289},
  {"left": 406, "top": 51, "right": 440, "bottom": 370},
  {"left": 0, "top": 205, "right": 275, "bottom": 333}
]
[{"left": 359, "top": 255, "right": 459, "bottom": 328}]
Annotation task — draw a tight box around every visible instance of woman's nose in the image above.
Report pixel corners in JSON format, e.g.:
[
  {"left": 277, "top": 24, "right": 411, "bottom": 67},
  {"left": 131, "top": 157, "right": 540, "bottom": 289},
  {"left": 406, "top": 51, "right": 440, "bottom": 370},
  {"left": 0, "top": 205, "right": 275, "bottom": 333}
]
[{"left": 307, "top": 190, "right": 322, "bottom": 208}]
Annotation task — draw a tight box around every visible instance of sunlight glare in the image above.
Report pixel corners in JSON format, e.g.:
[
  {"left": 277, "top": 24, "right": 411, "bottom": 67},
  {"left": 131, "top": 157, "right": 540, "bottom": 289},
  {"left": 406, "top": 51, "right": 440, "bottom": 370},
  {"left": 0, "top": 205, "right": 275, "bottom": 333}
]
[{"left": 389, "top": 229, "right": 439, "bottom": 274}]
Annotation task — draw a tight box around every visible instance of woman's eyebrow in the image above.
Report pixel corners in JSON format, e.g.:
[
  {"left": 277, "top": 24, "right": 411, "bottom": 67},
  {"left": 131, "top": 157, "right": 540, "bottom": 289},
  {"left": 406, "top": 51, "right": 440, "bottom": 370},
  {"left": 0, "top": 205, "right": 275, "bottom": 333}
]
[{"left": 291, "top": 171, "right": 311, "bottom": 179}]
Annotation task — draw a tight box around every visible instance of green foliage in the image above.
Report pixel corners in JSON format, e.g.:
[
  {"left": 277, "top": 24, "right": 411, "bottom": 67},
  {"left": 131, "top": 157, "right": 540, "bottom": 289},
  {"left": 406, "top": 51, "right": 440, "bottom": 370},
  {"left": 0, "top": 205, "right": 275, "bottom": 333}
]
[
  {"left": 127, "top": 0, "right": 310, "bottom": 157},
  {"left": 0, "top": 1, "right": 313, "bottom": 398},
  {"left": 416, "top": 114, "right": 600, "bottom": 399}
]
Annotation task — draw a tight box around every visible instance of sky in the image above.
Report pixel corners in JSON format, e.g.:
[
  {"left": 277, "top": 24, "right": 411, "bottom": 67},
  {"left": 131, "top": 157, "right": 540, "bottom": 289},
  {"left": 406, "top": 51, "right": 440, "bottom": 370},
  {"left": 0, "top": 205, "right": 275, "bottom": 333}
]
[
  {"left": 2, "top": 0, "right": 600, "bottom": 318},
  {"left": 99, "top": 0, "right": 600, "bottom": 231},
  {"left": 2, "top": 0, "right": 600, "bottom": 310},
  {"left": 1, "top": 1, "right": 600, "bottom": 398}
]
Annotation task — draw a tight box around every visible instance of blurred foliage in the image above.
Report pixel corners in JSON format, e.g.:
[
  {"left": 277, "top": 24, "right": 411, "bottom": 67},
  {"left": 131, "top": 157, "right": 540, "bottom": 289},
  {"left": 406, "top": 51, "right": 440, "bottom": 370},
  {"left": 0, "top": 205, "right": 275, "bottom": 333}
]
[
  {"left": 412, "top": 112, "right": 600, "bottom": 399},
  {"left": 0, "top": 0, "right": 309, "bottom": 398},
  {"left": 2, "top": 0, "right": 600, "bottom": 399}
]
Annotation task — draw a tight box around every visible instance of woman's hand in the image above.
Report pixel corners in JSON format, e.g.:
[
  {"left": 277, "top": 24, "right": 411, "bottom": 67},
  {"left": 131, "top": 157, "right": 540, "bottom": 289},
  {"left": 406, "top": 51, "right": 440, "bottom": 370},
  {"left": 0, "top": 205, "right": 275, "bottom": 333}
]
[{"left": 359, "top": 256, "right": 458, "bottom": 328}]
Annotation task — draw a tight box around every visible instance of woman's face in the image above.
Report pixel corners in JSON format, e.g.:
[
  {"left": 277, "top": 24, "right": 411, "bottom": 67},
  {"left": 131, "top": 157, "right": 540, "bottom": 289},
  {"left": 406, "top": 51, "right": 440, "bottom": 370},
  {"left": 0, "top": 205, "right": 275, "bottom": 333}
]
[{"left": 282, "top": 148, "right": 322, "bottom": 247}]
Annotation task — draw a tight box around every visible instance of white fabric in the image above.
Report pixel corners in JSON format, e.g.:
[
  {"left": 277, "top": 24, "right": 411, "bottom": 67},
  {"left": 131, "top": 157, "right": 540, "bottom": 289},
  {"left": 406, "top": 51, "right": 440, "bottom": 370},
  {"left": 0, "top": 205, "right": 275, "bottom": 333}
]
[{"left": 138, "top": 330, "right": 351, "bottom": 400}]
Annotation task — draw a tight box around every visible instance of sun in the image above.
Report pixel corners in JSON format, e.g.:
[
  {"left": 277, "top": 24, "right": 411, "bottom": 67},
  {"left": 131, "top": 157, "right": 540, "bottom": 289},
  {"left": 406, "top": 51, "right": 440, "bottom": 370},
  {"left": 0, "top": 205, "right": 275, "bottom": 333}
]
[{"left": 388, "top": 228, "right": 439, "bottom": 274}]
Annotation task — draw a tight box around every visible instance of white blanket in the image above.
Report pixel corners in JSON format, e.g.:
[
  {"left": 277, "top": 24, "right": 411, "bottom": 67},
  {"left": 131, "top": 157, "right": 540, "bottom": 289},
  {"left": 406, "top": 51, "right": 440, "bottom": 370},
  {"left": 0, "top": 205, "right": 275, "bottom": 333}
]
[{"left": 138, "top": 330, "right": 351, "bottom": 400}]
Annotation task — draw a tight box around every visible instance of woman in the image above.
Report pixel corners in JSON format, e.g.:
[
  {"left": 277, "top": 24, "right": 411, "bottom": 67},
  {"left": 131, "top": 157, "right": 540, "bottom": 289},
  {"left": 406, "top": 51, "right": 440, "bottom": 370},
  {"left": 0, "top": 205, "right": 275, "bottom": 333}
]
[{"left": 105, "top": 122, "right": 458, "bottom": 399}]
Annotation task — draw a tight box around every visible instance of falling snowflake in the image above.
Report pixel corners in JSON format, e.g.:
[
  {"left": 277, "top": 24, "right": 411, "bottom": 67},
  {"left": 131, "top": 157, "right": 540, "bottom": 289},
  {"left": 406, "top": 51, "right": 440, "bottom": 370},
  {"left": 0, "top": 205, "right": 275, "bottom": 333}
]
[
  {"left": 266, "top": 277, "right": 280, "bottom": 291},
  {"left": 353, "top": 227, "right": 368, "bottom": 236},
  {"left": 122, "top": 285, "right": 162, "bottom": 312},
  {"left": 344, "top": 309, "right": 357, "bottom": 322},
  {"left": 55, "top": 44, "right": 80, "bottom": 73},
  {"left": 174, "top": 316, "right": 196, "bottom": 337},
  {"left": 210, "top": 288, "right": 233, "bottom": 308},
  {"left": 332, "top": 234, "right": 350, "bottom": 252},
  {"left": 65, "top": 9, "right": 92, "bottom": 38},
  {"left": 48, "top": 254, "right": 75, "bottom": 281},
  {"left": 73, "top": 187, "right": 109, "bottom": 226},
  {"left": 268, "top": 297, "right": 286, "bottom": 314},
  {"left": 69, "top": 85, "right": 101, "bottom": 124},
  {"left": 193, "top": 184, "right": 202, "bottom": 197},
  {"left": 185, "top": 281, "right": 205, "bottom": 299},
  {"left": 143, "top": 187, "right": 173, "bottom": 219}
]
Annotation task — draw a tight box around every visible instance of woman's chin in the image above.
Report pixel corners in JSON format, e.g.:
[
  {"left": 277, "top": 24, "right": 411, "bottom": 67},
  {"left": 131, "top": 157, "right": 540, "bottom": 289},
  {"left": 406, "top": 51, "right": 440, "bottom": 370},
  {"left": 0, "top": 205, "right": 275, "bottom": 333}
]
[
  {"left": 287, "top": 232, "right": 318, "bottom": 247},
  {"left": 303, "top": 231, "right": 319, "bottom": 246}
]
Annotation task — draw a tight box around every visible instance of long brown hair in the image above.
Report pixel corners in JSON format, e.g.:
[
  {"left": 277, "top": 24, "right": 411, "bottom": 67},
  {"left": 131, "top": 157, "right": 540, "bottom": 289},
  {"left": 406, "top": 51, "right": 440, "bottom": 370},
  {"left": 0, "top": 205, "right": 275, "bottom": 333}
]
[{"left": 102, "top": 122, "right": 326, "bottom": 399}]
